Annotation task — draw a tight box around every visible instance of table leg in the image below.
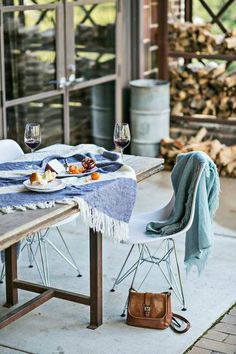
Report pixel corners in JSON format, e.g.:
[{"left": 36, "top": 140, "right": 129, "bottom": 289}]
[
  {"left": 88, "top": 229, "right": 103, "bottom": 329},
  {"left": 5, "top": 244, "right": 18, "bottom": 307}
]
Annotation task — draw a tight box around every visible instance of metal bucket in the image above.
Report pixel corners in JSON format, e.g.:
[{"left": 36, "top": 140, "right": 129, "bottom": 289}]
[
  {"left": 130, "top": 79, "right": 170, "bottom": 157},
  {"left": 91, "top": 82, "right": 115, "bottom": 149}
]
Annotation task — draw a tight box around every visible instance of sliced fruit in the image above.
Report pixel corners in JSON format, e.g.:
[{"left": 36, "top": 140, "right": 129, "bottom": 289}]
[{"left": 68, "top": 165, "right": 85, "bottom": 174}]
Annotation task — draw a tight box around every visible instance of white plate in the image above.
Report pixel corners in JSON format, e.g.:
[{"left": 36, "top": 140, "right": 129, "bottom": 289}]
[{"left": 23, "top": 179, "right": 65, "bottom": 193}]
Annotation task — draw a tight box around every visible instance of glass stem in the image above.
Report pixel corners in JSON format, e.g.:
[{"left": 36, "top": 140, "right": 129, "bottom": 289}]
[
  {"left": 31, "top": 149, "right": 34, "bottom": 166},
  {"left": 120, "top": 149, "right": 124, "bottom": 163}
]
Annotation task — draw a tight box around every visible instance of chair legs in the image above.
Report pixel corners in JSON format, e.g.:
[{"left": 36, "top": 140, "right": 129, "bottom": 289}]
[
  {"left": 49, "top": 227, "right": 82, "bottom": 277},
  {"left": 110, "top": 244, "right": 135, "bottom": 292},
  {"left": 37, "top": 232, "right": 50, "bottom": 285},
  {"left": 0, "top": 234, "right": 46, "bottom": 285},
  {"left": 27, "top": 242, "right": 34, "bottom": 268},
  {"left": 111, "top": 239, "right": 186, "bottom": 315},
  {"left": 0, "top": 227, "right": 82, "bottom": 286},
  {"left": 120, "top": 244, "right": 145, "bottom": 317},
  {"left": 27, "top": 228, "right": 82, "bottom": 285},
  {"left": 166, "top": 239, "right": 173, "bottom": 289},
  {"left": 145, "top": 240, "right": 186, "bottom": 310},
  {"left": 0, "top": 264, "right": 5, "bottom": 283},
  {"left": 171, "top": 239, "right": 186, "bottom": 310}
]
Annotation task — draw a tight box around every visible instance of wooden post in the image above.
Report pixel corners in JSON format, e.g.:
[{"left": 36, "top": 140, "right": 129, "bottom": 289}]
[
  {"left": 88, "top": 228, "right": 103, "bottom": 329},
  {"left": 185, "top": 0, "right": 192, "bottom": 22},
  {"left": 157, "top": 0, "right": 169, "bottom": 80},
  {"left": 5, "top": 244, "right": 18, "bottom": 307},
  {"left": 184, "top": 0, "right": 192, "bottom": 66}
]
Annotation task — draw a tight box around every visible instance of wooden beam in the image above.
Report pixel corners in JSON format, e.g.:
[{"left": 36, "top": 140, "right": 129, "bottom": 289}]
[
  {"left": 0, "top": 204, "right": 79, "bottom": 252},
  {"left": 131, "top": 0, "right": 143, "bottom": 79},
  {"left": 0, "top": 290, "right": 54, "bottom": 330},
  {"left": 169, "top": 51, "right": 236, "bottom": 61},
  {"left": 88, "top": 229, "right": 103, "bottom": 329},
  {"left": 171, "top": 115, "right": 236, "bottom": 126},
  {"left": 157, "top": 0, "right": 169, "bottom": 80},
  {"left": 14, "top": 279, "right": 91, "bottom": 306},
  {"left": 5, "top": 244, "right": 18, "bottom": 308},
  {"left": 185, "top": 0, "right": 192, "bottom": 22}
]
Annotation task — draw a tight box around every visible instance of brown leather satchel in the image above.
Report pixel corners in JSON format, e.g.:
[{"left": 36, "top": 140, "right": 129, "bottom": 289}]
[{"left": 127, "top": 289, "right": 190, "bottom": 333}]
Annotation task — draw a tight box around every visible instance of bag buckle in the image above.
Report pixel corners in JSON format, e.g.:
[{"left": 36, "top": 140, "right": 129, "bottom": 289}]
[{"left": 144, "top": 305, "right": 151, "bottom": 316}]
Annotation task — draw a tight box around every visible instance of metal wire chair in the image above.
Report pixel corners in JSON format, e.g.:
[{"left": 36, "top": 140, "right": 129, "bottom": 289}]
[
  {"left": 0, "top": 139, "right": 81, "bottom": 285},
  {"left": 111, "top": 165, "right": 205, "bottom": 316}
]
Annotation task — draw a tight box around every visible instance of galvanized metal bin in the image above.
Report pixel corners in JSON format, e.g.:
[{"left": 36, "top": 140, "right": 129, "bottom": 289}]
[
  {"left": 91, "top": 82, "right": 115, "bottom": 150},
  {"left": 130, "top": 79, "right": 170, "bottom": 157}
]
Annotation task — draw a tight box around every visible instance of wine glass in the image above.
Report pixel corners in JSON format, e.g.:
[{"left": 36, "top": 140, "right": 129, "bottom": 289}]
[
  {"left": 113, "top": 123, "right": 131, "bottom": 162},
  {"left": 24, "top": 123, "right": 41, "bottom": 168}
]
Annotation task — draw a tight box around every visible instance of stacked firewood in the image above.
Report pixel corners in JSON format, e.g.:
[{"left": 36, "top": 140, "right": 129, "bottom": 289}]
[
  {"left": 220, "top": 31, "right": 236, "bottom": 55},
  {"left": 168, "top": 22, "right": 236, "bottom": 55},
  {"left": 170, "top": 62, "right": 236, "bottom": 119},
  {"left": 160, "top": 128, "right": 236, "bottom": 177},
  {"left": 76, "top": 24, "right": 115, "bottom": 47},
  {"left": 169, "top": 22, "right": 217, "bottom": 54}
]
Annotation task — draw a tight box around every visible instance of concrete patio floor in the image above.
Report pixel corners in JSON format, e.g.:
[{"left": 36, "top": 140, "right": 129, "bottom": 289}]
[{"left": 0, "top": 171, "right": 235, "bottom": 354}]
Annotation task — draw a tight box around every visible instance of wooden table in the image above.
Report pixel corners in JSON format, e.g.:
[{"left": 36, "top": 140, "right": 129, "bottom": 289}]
[{"left": 0, "top": 155, "right": 164, "bottom": 330}]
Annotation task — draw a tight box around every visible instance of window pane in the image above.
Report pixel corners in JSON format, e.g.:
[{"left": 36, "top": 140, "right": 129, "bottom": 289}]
[
  {"left": 151, "top": 49, "right": 157, "bottom": 69},
  {"left": 151, "top": 27, "right": 157, "bottom": 46},
  {"left": 144, "top": 43, "right": 150, "bottom": 72},
  {"left": 151, "top": 3, "right": 158, "bottom": 24},
  {"left": 6, "top": 96, "right": 64, "bottom": 149},
  {"left": 3, "top": 9, "right": 57, "bottom": 100},
  {"left": 70, "top": 82, "right": 115, "bottom": 149},
  {"left": 3, "top": 1, "right": 59, "bottom": 5},
  {"left": 74, "top": 2, "right": 116, "bottom": 81}
]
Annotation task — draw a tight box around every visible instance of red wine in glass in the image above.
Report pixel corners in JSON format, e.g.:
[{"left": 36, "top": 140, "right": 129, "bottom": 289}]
[
  {"left": 113, "top": 123, "right": 131, "bottom": 162},
  {"left": 25, "top": 138, "right": 41, "bottom": 151},
  {"left": 114, "top": 138, "right": 130, "bottom": 150},
  {"left": 24, "top": 123, "right": 41, "bottom": 168}
]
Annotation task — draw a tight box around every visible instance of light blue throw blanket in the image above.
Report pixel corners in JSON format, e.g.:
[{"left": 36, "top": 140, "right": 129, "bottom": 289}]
[{"left": 146, "top": 151, "right": 220, "bottom": 273}]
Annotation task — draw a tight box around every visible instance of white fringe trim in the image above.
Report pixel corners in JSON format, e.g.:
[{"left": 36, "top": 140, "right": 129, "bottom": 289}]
[
  {"left": 0, "top": 198, "right": 129, "bottom": 243},
  {"left": 76, "top": 197, "right": 129, "bottom": 243}
]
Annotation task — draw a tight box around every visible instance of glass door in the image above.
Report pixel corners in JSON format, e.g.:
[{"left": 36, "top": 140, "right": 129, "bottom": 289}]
[
  {"left": 1, "top": 1, "right": 65, "bottom": 147},
  {"left": 0, "top": 0, "right": 121, "bottom": 150},
  {"left": 65, "top": 0, "right": 120, "bottom": 149}
]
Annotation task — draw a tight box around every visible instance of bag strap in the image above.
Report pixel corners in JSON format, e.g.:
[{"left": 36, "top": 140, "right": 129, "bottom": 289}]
[{"left": 170, "top": 313, "right": 190, "bottom": 334}]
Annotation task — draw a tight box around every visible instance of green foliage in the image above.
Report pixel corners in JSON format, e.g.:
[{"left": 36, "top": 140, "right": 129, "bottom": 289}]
[{"left": 193, "top": 0, "right": 236, "bottom": 34}]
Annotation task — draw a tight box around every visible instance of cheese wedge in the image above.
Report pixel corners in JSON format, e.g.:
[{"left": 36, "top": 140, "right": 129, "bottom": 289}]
[{"left": 46, "top": 159, "right": 65, "bottom": 174}]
